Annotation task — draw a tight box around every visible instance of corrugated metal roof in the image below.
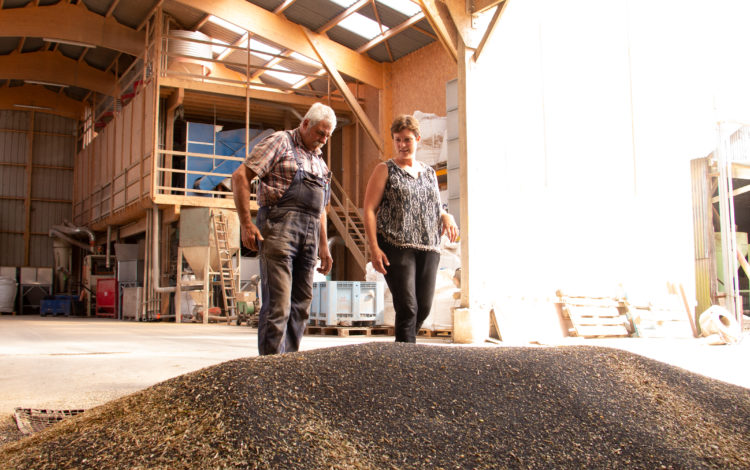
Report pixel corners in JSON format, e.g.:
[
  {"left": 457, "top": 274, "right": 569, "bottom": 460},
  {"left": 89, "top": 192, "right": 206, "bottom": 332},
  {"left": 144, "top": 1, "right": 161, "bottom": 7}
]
[
  {"left": 284, "top": 0, "right": 348, "bottom": 33},
  {"left": 111, "top": 0, "right": 161, "bottom": 29},
  {"left": 0, "top": 0, "right": 441, "bottom": 123}
]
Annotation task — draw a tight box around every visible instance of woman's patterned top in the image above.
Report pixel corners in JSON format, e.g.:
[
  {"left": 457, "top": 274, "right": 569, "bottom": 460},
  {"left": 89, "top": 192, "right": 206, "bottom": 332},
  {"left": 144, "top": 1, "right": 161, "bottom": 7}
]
[{"left": 376, "top": 159, "right": 442, "bottom": 253}]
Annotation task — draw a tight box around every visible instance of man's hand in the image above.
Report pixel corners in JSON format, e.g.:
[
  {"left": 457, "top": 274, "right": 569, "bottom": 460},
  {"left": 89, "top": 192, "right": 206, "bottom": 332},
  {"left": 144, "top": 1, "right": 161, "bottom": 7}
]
[
  {"left": 317, "top": 245, "right": 333, "bottom": 275},
  {"left": 241, "top": 223, "right": 264, "bottom": 251}
]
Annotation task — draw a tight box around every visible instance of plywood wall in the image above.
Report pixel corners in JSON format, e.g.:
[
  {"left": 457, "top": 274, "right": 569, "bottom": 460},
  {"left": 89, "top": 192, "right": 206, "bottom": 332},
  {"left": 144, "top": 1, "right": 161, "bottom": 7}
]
[{"left": 391, "top": 41, "right": 457, "bottom": 118}]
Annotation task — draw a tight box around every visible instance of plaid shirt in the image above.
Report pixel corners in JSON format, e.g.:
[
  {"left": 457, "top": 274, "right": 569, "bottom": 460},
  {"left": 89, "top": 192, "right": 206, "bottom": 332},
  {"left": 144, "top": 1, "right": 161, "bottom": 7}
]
[{"left": 243, "top": 128, "right": 329, "bottom": 207}]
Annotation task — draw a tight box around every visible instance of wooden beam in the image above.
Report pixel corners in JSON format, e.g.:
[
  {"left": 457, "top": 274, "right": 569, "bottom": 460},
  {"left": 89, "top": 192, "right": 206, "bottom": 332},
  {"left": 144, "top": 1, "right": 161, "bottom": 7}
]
[
  {"left": 471, "top": 0, "right": 506, "bottom": 15},
  {"left": 274, "top": 0, "right": 298, "bottom": 14},
  {"left": 381, "top": 62, "right": 393, "bottom": 161},
  {"left": 731, "top": 163, "right": 750, "bottom": 180},
  {"left": 0, "top": 51, "right": 117, "bottom": 97},
  {"left": 417, "top": 0, "right": 458, "bottom": 62},
  {"left": 105, "top": 0, "right": 120, "bottom": 17},
  {"left": 192, "top": 14, "right": 211, "bottom": 31},
  {"left": 711, "top": 181, "right": 750, "bottom": 203},
  {"left": 442, "top": 0, "right": 475, "bottom": 44},
  {"left": 0, "top": 85, "right": 85, "bottom": 120},
  {"left": 357, "top": 12, "right": 426, "bottom": 54},
  {"left": 473, "top": 1, "right": 509, "bottom": 62},
  {"left": 173, "top": 0, "right": 384, "bottom": 89},
  {"left": 217, "top": 33, "right": 249, "bottom": 61},
  {"left": 159, "top": 76, "right": 352, "bottom": 114},
  {"left": 136, "top": 0, "right": 163, "bottom": 31},
  {"left": 370, "top": 0, "right": 394, "bottom": 61},
  {"left": 301, "top": 27, "right": 384, "bottom": 155},
  {"left": 0, "top": 2, "right": 145, "bottom": 57},
  {"left": 318, "top": 0, "right": 369, "bottom": 34}
]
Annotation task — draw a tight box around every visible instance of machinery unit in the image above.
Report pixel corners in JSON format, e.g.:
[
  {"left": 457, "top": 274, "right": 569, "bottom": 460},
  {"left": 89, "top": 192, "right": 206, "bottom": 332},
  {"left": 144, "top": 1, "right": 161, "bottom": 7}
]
[
  {"left": 82, "top": 255, "right": 115, "bottom": 316},
  {"left": 95, "top": 278, "right": 117, "bottom": 318}
]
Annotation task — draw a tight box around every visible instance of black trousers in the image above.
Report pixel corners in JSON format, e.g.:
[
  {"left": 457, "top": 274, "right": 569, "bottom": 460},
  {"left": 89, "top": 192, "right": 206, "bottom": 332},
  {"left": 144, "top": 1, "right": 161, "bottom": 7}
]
[{"left": 378, "top": 236, "right": 440, "bottom": 343}]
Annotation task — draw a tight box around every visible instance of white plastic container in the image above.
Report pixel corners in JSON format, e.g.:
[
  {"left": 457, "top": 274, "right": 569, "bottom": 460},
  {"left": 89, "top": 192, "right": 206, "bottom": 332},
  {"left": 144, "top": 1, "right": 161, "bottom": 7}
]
[
  {"left": 309, "top": 282, "right": 322, "bottom": 322},
  {"left": 0, "top": 277, "right": 17, "bottom": 313},
  {"left": 314, "top": 281, "right": 385, "bottom": 326}
]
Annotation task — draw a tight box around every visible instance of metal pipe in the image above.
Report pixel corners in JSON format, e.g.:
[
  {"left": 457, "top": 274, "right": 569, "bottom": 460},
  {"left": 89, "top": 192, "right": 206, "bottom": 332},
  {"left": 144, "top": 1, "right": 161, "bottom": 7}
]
[
  {"left": 152, "top": 206, "right": 176, "bottom": 293},
  {"left": 49, "top": 228, "right": 94, "bottom": 252},
  {"left": 63, "top": 221, "right": 95, "bottom": 246},
  {"left": 105, "top": 225, "right": 112, "bottom": 269}
]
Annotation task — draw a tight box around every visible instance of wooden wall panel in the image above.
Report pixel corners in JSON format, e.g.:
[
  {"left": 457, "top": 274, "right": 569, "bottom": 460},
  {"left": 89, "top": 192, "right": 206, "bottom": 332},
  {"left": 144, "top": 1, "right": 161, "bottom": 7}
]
[
  {"left": 123, "top": 104, "right": 133, "bottom": 168},
  {"left": 127, "top": 166, "right": 140, "bottom": 203},
  {"left": 94, "top": 132, "right": 102, "bottom": 190},
  {"left": 115, "top": 113, "right": 123, "bottom": 179},
  {"left": 142, "top": 155, "right": 151, "bottom": 195},
  {"left": 107, "top": 124, "right": 116, "bottom": 186},
  {"left": 391, "top": 41, "right": 457, "bottom": 118},
  {"left": 144, "top": 82, "right": 155, "bottom": 158},
  {"left": 132, "top": 91, "right": 144, "bottom": 164}
]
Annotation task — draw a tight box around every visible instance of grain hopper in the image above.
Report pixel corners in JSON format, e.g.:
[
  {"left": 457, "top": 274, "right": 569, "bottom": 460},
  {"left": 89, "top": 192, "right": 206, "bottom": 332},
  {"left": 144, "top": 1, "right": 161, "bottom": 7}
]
[{"left": 176, "top": 207, "right": 241, "bottom": 323}]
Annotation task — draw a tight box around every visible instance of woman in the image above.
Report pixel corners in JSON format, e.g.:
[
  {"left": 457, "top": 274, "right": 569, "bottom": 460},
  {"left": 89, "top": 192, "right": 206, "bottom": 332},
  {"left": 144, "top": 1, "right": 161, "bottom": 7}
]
[{"left": 363, "top": 115, "right": 459, "bottom": 343}]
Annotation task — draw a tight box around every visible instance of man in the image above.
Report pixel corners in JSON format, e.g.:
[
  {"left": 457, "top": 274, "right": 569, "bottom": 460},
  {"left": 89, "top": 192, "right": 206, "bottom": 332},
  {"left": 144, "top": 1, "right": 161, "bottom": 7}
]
[{"left": 232, "top": 103, "right": 335, "bottom": 355}]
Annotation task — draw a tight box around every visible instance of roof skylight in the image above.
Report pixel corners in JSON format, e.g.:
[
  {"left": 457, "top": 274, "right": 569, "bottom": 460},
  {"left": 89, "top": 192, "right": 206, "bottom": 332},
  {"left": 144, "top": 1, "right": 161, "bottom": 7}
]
[
  {"left": 337, "top": 14, "right": 386, "bottom": 40},
  {"left": 265, "top": 66, "right": 306, "bottom": 85},
  {"left": 329, "top": 0, "right": 358, "bottom": 7},
  {"left": 290, "top": 52, "right": 321, "bottom": 68},
  {"left": 249, "top": 39, "right": 280, "bottom": 61},
  {"left": 207, "top": 15, "right": 246, "bottom": 36}
]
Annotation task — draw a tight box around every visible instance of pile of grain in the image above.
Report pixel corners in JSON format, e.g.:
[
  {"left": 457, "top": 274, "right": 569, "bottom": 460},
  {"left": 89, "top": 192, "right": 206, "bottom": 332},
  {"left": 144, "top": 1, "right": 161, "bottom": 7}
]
[{"left": 1, "top": 343, "right": 749, "bottom": 469}]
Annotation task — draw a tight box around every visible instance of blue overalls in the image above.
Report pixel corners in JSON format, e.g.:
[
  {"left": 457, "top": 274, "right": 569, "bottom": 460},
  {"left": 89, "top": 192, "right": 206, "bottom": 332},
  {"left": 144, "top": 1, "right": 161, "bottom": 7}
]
[{"left": 255, "top": 131, "right": 330, "bottom": 355}]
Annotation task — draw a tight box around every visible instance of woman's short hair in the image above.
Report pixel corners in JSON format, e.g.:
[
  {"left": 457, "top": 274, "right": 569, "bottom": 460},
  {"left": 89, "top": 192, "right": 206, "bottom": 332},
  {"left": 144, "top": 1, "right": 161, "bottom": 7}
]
[
  {"left": 303, "top": 102, "right": 337, "bottom": 130},
  {"left": 390, "top": 115, "right": 420, "bottom": 138}
]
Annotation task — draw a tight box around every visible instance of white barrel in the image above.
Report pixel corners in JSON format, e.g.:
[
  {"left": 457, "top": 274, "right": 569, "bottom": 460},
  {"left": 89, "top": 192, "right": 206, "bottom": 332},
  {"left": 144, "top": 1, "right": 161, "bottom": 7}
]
[{"left": 0, "top": 277, "right": 17, "bottom": 313}]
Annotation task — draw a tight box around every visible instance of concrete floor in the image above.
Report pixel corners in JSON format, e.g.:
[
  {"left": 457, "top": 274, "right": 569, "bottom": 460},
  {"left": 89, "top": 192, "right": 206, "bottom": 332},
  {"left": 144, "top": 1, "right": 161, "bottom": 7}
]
[{"left": 1, "top": 315, "right": 748, "bottom": 421}]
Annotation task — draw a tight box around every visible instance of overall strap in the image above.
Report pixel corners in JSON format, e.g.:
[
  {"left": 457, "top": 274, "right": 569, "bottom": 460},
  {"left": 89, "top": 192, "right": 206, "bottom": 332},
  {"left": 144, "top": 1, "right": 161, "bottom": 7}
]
[{"left": 286, "top": 130, "right": 305, "bottom": 171}]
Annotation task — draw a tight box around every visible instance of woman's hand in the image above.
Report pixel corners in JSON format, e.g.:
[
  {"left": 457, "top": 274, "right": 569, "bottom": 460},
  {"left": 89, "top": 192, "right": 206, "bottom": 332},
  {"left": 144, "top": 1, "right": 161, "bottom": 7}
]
[
  {"left": 441, "top": 212, "right": 459, "bottom": 242},
  {"left": 370, "top": 246, "right": 390, "bottom": 275}
]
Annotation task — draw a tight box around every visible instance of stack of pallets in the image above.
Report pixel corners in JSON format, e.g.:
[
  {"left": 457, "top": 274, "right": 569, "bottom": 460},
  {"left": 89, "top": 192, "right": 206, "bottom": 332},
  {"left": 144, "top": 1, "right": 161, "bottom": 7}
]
[{"left": 556, "top": 290, "right": 632, "bottom": 338}]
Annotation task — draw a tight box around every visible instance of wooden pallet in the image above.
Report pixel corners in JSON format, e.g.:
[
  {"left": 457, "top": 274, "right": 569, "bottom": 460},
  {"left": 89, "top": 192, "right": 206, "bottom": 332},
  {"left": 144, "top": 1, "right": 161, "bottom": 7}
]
[
  {"left": 627, "top": 295, "right": 693, "bottom": 338},
  {"left": 558, "top": 294, "right": 632, "bottom": 338},
  {"left": 304, "top": 325, "right": 394, "bottom": 337},
  {"left": 418, "top": 328, "right": 453, "bottom": 338}
]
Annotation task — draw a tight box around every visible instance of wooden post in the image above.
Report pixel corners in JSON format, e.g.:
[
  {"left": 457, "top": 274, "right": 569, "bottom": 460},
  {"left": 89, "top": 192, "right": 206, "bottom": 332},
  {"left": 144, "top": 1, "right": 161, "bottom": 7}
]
[
  {"left": 175, "top": 246, "right": 183, "bottom": 323},
  {"left": 456, "top": 35, "right": 493, "bottom": 338},
  {"left": 202, "top": 246, "right": 210, "bottom": 324},
  {"left": 150, "top": 8, "right": 163, "bottom": 201}
]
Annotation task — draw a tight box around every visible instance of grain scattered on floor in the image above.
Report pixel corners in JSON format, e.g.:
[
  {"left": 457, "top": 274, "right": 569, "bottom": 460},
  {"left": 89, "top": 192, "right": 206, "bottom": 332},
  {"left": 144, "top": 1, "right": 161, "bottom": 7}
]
[{"left": 1, "top": 343, "right": 748, "bottom": 469}]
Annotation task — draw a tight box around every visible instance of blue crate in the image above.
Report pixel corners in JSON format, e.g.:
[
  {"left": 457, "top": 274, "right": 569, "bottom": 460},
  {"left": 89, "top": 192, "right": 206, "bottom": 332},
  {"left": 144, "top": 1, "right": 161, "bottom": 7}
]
[{"left": 40, "top": 296, "right": 74, "bottom": 317}]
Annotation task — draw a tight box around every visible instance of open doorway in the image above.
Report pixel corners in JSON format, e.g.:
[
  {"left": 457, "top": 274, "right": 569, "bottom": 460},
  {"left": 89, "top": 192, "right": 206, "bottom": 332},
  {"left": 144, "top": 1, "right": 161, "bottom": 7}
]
[{"left": 691, "top": 126, "right": 750, "bottom": 329}]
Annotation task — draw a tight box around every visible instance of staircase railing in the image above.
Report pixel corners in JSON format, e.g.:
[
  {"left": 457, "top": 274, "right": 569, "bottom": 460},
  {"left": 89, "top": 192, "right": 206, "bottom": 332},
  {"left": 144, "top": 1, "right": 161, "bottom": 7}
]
[{"left": 328, "top": 175, "right": 368, "bottom": 272}]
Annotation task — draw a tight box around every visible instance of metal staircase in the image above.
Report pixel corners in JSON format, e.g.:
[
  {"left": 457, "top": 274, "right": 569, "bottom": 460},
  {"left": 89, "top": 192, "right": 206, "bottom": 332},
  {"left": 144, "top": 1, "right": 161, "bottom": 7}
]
[
  {"left": 328, "top": 175, "right": 368, "bottom": 272},
  {"left": 212, "top": 211, "right": 237, "bottom": 324}
]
